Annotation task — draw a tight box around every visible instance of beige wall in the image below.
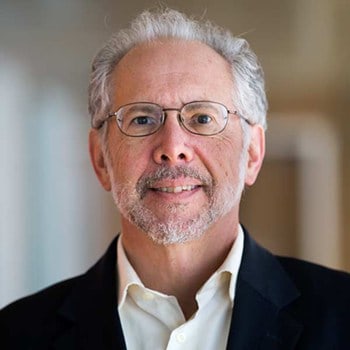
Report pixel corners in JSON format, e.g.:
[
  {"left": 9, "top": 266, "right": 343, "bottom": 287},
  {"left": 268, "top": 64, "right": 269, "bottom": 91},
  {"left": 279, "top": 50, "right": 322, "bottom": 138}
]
[{"left": 1, "top": 0, "right": 349, "bottom": 307}]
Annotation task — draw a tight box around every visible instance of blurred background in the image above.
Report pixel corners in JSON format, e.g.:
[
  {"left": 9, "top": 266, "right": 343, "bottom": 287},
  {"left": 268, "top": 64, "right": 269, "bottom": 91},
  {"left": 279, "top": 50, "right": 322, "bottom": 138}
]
[{"left": 1, "top": 0, "right": 349, "bottom": 308}]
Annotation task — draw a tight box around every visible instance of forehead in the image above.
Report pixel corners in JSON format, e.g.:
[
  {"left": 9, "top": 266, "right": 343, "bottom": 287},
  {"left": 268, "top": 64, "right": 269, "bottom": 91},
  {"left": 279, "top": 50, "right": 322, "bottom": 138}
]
[{"left": 111, "top": 39, "right": 234, "bottom": 107}]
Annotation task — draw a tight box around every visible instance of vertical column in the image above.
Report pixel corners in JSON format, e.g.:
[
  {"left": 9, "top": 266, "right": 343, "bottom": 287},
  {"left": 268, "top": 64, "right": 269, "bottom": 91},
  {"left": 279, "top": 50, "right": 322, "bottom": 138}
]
[{"left": 0, "top": 58, "right": 29, "bottom": 307}]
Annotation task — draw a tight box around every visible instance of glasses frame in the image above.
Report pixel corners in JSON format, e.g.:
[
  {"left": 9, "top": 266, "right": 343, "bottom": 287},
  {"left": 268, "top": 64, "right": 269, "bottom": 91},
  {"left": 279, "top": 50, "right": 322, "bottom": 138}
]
[{"left": 98, "top": 100, "right": 253, "bottom": 137}]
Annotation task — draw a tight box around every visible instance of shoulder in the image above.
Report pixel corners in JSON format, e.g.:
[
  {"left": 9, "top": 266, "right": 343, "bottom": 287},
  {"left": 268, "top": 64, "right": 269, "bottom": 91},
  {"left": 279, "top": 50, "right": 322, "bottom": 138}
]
[
  {"left": 277, "top": 256, "right": 350, "bottom": 291},
  {"left": 0, "top": 275, "right": 82, "bottom": 348},
  {"left": 0, "top": 237, "right": 119, "bottom": 349},
  {"left": 1, "top": 275, "right": 81, "bottom": 316},
  {"left": 276, "top": 257, "right": 350, "bottom": 345},
  {"left": 277, "top": 256, "right": 350, "bottom": 314},
  {"left": 0, "top": 236, "right": 119, "bottom": 324},
  {"left": 243, "top": 229, "right": 350, "bottom": 299}
]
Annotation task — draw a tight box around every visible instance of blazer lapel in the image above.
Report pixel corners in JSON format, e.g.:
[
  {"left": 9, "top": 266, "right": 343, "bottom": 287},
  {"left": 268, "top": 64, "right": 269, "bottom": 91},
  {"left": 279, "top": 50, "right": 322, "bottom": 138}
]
[
  {"left": 51, "top": 230, "right": 303, "bottom": 349},
  {"left": 53, "top": 236, "right": 127, "bottom": 350},
  {"left": 226, "top": 230, "right": 303, "bottom": 350}
]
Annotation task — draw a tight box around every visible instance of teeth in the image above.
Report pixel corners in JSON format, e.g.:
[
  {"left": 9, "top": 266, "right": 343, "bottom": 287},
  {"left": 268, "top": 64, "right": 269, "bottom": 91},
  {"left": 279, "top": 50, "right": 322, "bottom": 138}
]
[{"left": 157, "top": 185, "right": 197, "bottom": 193}]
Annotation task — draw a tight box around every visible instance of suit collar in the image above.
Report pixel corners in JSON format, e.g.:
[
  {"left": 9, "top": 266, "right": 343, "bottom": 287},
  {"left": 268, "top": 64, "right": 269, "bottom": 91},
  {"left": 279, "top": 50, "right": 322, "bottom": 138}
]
[
  {"left": 53, "top": 230, "right": 303, "bottom": 350},
  {"left": 54, "top": 236, "right": 127, "bottom": 350},
  {"left": 226, "top": 228, "right": 303, "bottom": 349}
]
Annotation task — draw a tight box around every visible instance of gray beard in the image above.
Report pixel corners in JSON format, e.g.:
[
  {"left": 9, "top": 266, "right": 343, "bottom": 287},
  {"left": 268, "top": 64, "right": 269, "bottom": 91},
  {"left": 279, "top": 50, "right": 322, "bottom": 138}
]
[{"left": 111, "top": 164, "right": 245, "bottom": 245}]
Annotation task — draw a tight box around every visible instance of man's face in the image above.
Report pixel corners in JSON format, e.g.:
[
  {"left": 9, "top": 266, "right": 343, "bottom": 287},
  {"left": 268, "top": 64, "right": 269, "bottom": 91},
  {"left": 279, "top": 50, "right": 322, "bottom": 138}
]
[{"left": 90, "top": 39, "right": 264, "bottom": 245}]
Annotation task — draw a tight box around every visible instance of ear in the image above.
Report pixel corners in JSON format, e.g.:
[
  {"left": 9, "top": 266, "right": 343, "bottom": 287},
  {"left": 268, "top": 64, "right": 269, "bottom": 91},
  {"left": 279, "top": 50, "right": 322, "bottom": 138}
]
[
  {"left": 244, "top": 124, "right": 265, "bottom": 186},
  {"left": 89, "top": 129, "right": 112, "bottom": 191}
]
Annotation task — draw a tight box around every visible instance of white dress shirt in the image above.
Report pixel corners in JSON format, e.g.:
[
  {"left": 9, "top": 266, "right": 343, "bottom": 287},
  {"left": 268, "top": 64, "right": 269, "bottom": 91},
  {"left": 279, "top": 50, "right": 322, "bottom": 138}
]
[{"left": 117, "top": 226, "right": 244, "bottom": 350}]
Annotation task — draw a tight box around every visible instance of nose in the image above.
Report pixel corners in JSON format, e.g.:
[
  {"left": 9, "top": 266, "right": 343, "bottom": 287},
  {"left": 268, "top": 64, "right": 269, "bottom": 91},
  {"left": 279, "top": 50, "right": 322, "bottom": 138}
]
[{"left": 152, "top": 111, "right": 194, "bottom": 165}]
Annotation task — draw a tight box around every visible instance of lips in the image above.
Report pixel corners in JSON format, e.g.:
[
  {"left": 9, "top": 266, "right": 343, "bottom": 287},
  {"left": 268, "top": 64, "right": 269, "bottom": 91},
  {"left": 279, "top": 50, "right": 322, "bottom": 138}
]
[
  {"left": 136, "top": 165, "right": 213, "bottom": 199},
  {"left": 153, "top": 185, "right": 199, "bottom": 193}
]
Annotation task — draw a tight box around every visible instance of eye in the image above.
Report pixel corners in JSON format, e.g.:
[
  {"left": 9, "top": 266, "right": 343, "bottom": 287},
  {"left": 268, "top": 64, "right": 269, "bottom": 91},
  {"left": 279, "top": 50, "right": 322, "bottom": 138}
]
[
  {"left": 196, "top": 114, "right": 212, "bottom": 124},
  {"left": 131, "top": 115, "right": 157, "bottom": 125},
  {"left": 190, "top": 114, "right": 213, "bottom": 125}
]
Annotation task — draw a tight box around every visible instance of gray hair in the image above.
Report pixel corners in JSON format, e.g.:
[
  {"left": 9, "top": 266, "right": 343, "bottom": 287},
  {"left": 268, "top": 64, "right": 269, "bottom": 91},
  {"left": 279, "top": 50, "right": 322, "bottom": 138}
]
[{"left": 88, "top": 8, "right": 268, "bottom": 131}]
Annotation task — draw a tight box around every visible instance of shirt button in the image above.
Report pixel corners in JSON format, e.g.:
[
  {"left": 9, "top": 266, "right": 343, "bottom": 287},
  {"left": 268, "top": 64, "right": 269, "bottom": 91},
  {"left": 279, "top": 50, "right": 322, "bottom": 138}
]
[
  {"left": 143, "top": 292, "right": 154, "bottom": 301},
  {"left": 176, "top": 333, "right": 186, "bottom": 343}
]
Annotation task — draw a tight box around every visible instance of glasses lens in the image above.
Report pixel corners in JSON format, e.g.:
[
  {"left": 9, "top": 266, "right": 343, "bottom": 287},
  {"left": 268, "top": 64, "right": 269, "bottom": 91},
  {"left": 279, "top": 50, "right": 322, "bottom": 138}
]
[
  {"left": 181, "top": 102, "right": 228, "bottom": 135},
  {"left": 117, "top": 103, "right": 162, "bottom": 136}
]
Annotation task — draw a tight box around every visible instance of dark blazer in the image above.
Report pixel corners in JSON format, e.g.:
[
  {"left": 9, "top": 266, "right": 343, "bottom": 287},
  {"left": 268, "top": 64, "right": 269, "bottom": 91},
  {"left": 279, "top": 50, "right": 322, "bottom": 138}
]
[{"left": 1, "top": 230, "right": 350, "bottom": 349}]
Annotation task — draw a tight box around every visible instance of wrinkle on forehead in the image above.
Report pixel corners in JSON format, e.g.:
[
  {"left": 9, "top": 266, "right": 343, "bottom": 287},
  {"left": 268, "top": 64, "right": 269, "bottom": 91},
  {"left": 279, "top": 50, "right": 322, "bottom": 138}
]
[{"left": 111, "top": 39, "right": 234, "bottom": 109}]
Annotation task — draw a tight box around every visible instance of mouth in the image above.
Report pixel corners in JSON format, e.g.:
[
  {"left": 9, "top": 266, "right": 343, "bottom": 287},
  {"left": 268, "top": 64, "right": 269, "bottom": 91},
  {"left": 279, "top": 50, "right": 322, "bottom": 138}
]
[
  {"left": 137, "top": 165, "right": 212, "bottom": 199},
  {"left": 151, "top": 185, "right": 200, "bottom": 193}
]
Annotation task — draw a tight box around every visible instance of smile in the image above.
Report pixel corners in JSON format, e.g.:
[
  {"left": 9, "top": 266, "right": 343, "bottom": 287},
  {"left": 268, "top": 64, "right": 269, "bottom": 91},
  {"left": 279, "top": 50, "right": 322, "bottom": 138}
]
[{"left": 153, "top": 185, "right": 199, "bottom": 193}]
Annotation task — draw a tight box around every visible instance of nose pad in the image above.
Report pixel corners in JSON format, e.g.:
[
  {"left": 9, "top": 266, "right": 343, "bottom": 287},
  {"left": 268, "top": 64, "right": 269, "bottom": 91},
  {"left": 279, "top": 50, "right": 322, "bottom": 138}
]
[{"left": 152, "top": 112, "right": 194, "bottom": 165}]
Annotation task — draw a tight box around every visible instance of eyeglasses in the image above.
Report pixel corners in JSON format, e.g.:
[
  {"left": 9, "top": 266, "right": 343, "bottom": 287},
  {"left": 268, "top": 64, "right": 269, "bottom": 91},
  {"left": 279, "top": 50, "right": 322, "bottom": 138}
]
[{"left": 99, "top": 101, "right": 252, "bottom": 137}]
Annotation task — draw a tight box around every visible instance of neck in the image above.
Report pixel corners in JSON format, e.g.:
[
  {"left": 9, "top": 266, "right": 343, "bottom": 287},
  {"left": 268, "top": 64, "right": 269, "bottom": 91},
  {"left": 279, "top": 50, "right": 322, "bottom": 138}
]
[{"left": 121, "top": 215, "right": 239, "bottom": 319}]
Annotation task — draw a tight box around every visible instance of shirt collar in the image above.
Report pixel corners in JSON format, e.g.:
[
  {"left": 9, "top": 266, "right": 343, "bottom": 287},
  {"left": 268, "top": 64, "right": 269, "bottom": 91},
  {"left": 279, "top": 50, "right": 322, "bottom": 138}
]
[
  {"left": 117, "top": 225, "right": 244, "bottom": 307},
  {"left": 117, "top": 234, "right": 143, "bottom": 307},
  {"left": 214, "top": 224, "right": 244, "bottom": 303}
]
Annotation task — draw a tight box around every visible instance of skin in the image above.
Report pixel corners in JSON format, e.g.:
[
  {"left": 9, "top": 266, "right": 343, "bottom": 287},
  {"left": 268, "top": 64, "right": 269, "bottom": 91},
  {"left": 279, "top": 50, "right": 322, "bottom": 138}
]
[{"left": 89, "top": 39, "right": 265, "bottom": 319}]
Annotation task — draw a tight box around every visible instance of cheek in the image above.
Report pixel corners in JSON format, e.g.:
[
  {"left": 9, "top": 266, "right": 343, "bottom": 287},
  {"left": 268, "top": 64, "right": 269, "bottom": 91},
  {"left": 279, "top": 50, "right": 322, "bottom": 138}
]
[
  {"left": 202, "top": 135, "right": 243, "bottom": 181},
  {"left": 108, "top": 137, "right": 152, "bottom": 183}
]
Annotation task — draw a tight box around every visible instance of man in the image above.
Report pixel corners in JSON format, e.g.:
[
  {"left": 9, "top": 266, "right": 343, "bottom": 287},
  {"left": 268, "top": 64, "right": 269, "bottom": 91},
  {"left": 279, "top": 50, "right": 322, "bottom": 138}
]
[{"left": 1, "top": 8, "right": 350, "bottom": 350}]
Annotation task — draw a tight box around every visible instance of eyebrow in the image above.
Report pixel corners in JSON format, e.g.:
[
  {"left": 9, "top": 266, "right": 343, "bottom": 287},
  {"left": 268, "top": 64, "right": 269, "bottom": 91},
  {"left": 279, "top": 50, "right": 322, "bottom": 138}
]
[
  {"left": 126, "top": 104, "right": 158, "bottom": 114},
  {"left": 184, "top": 102, "right": 220, "bottom": 112}
]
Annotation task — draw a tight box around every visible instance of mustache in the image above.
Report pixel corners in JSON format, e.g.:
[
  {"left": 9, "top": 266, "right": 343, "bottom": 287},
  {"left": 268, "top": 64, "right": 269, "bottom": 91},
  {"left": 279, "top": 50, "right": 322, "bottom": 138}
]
[{"left": 136, "top": 165, "right": 214, "bottom": 198}]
